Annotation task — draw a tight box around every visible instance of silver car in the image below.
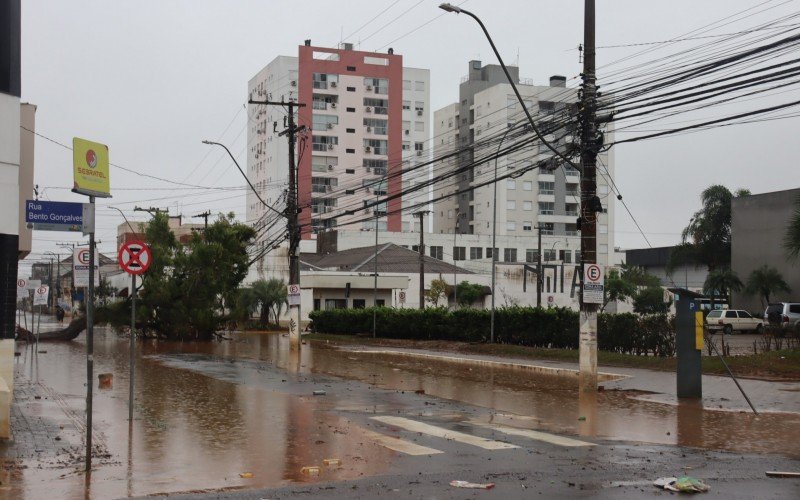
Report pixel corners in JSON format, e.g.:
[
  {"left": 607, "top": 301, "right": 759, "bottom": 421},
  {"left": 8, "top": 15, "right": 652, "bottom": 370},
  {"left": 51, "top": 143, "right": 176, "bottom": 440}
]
[{"left": 764, "top": 303, "right": 800, "bottom": 332}]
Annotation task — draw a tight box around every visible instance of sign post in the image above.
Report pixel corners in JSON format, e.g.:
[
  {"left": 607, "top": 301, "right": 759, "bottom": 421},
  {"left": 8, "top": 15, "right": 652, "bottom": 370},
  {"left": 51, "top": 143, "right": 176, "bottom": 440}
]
[
  {"left": 119, "top": 240, "right": 151, "bottom": 422},
  {"left": 33, "top": 285, "right": 49, "bottom": 345},
  {"left": 72, "top": 136, "right": 111, "bottom": 474},
  {"left": 676, "top": 297, "right": 702, "bottom": 399}
]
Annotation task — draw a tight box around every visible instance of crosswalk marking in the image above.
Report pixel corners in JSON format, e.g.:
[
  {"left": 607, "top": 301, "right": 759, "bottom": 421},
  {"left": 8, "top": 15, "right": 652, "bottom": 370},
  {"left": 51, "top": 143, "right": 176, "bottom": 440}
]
[
  {"left": 371, "top": 416, "right": 519, "bottom": 451},
  {"left": 472, "top": 422, "right": 595, "bottom": 447},
  {"left": 359, "top": 428, "right": 444, "bottom": 456}
]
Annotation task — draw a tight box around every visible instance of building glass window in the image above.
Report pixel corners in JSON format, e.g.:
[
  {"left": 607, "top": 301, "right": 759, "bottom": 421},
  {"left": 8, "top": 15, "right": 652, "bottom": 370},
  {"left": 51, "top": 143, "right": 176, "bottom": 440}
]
[
  {"left": 506, "top": 221, "right": 516, "bottom": 231},
  {"left": 523, "top": 221, "right": 532, "bottom": 231},
  {"left": 538, "top": 202, "right": 554, "bottom": 215},
  {"left": 538, "top": 181, "right": 554, "bottom": 195},
  {"left": 523, "top": 181, "right": 532, "bottom": 191},
  {"left": 414, "top": 80, "right": 425, "bottom": 91},
  {"left": 507, "top": 180, "right": 516, "bottom": 190},
  {"left": 525, "top": 249, "right": 539, "bottom": 263},
  {"left": 453, "top": 246, "right": 466, "bottom": 260},
  {"left": 403, "top": 80, "right": 411, "bottom": 90},
  {"left": 470, "top": 247, "right": 482, "bottom": 260},
  {"left": 523, "top": 201, "right": 533, "bottom": 211},
  {"left": 506, "top": 200, "right": 516, "bottom": 210},
  {"left": 430, "top": 246, "right": 443, "bottom": 260},
  {"left": 504, "top": 248, "right": 517, "bottom": 262}
]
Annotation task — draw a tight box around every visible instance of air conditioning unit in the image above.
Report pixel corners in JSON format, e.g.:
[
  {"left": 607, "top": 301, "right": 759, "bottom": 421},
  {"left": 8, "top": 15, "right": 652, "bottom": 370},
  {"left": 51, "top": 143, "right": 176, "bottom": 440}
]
[
  {"left": 290, "top": 80, "right": 297, "bottom": 87},
  {"left": 365, "top": 106, "right": 372, "bottom": 112},
  {"left": 366, "top": 85, "right": 373, "bottom": 91},
  {"left": 417, "top": 110, "right": 423, "bottom": 116},
  {"left": 326, "top": 185, "right": 332, "bottom": 192},
  {"left": 366, "top": 167, "right": 372, "bottom": 173},
  {"left": 365, "top": 146, "right": 372, "bottom": 153},
  {"left": 330, "top": 102, "right": 337, "bottom": 108},
  {"left": 404, "top": 130, "right": 409, "bottom": 135},
  {"left": 330, "top": 81, "right": 337, "bottom": 88},
  {"left": 327, "top": 143, "right": 334, "bottom": 150},
  {"left": 326, "top": 123, "right": 334, "bottom": 129},
  {"left": 366, "top": 126, "right": 372, "bottom": 132},
  {"left": 324, "top": 206, "right": 333, "bottom": 213},
  {"left": 416, "top": 150, "right": 422, "bottom": 156},
  {"left": 328, "top": 165, "right": 334, "bottom": 171}
]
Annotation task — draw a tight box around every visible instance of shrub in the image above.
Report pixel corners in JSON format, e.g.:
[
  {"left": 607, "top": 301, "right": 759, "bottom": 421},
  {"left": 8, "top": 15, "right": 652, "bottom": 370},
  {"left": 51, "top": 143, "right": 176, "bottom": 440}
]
[{"left": 309, "top": 307, "right": 674, "bottom": 356}]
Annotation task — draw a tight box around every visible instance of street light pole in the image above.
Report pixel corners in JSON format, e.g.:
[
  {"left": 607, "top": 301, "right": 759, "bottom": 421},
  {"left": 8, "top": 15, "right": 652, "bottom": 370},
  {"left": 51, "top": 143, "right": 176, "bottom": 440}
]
[{"left": 453, "top": 209, "right": 459, "bottom": 308}]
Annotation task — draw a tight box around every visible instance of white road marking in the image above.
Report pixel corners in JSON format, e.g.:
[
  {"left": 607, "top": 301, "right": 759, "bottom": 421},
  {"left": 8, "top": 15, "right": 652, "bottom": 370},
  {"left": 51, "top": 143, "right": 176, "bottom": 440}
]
[
  {"left": 472, "top": 422, "right": 595, "bottom": 447},
  {"left": 371, "top": 416, "right": 519, "bottom": 451},
  {"left": 359, "top": 428, "right": 444, "bottom": 456}
]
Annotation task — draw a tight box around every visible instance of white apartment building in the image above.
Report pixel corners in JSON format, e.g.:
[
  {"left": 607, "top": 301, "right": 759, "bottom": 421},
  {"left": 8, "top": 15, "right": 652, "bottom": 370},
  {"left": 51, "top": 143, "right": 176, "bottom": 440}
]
[
  {"left": 432, "top": 61, "right": 615, "bottom": 267},
  {"left": 245, "top": 42, "right": 430, "bottom": 282}
]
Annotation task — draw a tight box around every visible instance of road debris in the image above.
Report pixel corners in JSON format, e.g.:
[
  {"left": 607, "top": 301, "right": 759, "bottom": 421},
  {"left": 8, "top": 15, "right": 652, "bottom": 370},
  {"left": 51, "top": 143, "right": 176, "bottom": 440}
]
[
  {"left": 323, "top": 458, "right": 342, "bottom": 466},
  {"left": 450, "top": 480, "right": 495, "bottom": 489},
  {"left": 313, "top": 390, "right": 326, "bottom": 396},
  {"left": 765, "top": 471, "right": 800, "bottom": 478},
  {"left": 239, "top": 472, "right": 253, "bottom": 478},
  {"left": 301, "top": 466, "right": 320, "bottom": 476},
  {"left": 654, "top": 476, "right": 710, "bottom": 492}
]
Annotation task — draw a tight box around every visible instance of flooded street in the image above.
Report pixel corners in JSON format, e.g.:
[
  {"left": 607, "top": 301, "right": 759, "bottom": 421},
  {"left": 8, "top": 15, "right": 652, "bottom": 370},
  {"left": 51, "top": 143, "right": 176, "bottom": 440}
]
[{"left": 2, "top": 327, "right": 799, "bottom": 498}]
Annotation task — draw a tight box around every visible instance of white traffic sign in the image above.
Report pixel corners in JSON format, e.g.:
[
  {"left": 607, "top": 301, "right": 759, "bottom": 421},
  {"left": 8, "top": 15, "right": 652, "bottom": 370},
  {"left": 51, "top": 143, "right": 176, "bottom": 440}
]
[
  {"left": 73, "top": 247, "right": 99, "bottom": 287},
  {"left": 399, "top": 291, "right": 406, "bottom": 303},
  {"left": 582, "top": 264, "right": 605, "bottom": 304},
  {"left": 119, "top": 240, "right": 152, "bottom": 275},
  {"left": 287, "top": 283, "right": 300, "bottom": 306},
  {"left": 33, "top": 285, "right": 49, "bottom": 306}
]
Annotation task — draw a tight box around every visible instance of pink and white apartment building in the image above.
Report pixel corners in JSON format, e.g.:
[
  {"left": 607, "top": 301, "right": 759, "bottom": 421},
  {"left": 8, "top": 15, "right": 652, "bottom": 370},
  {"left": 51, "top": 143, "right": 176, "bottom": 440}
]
[{"left": 246, "top": 42, "right": 431, "bottom": 249}]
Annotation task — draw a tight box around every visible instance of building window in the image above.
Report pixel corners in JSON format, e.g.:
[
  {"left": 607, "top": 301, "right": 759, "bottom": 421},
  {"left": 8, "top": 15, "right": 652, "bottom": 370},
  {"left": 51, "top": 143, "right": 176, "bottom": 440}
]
[
  {"left": 415, "top": 122, "right": 424, "bottom": 132},
  {"left": 525, "top": 249, "right": 539, "bottom": 263},
  {"left": 346, "top": 128, "right": 355, "bottom": 133},
  {"left": 486, "top": 247, "right": 498, "bottom": 259},
  {"left": 599, "top": 244, "right": 609, "bottom": 254},
  {"left": 541, "top": 222, "right": 554, "bottom": 235},
  {"left": 415, "top": 80, "right": 425, "bottom": 91},
  {"left": 346, "top": 106, "right": 356, "bottom": 112},
  {"left": 523, "top": 201, "right": 532, "bottom": 211},
  {"left": 470, "top": 247, "right": 482, "bottom": 260},
  {"left": 364, "top": 77, "right": 389, "bottom": 94},
  {"left": 599, "top": 224, "right": 608, "bottom": 234},
  {"left": 346, "top": 148, "right": 355, "bottom": 153},
  {"left": 538, "top": 181, "right": 554, "bottom": 195},
  {"left": 523, "top": 181, "right": 532, "bottom": 191},
  {"left": 544, "top": 249, "right": 556, "bottom": 262},
  {"left": 363, "top": 158, "right": 388, "bottom": 175},
  {"left": 346, "top": 65, "right": 356, "bottom": 71},
  {"left": 506, "top": 200, "right": 516, "bottom": 210},
  {"left": 403, "top": 80, "right": 411, "bottom": 90},
  {"left": 346, "top": 86, "right": 356, "bottom": 92},
  {"left": 345, "top": 168, "right": 355, "bottom": 174},
  {"left": 538, "top": 202, "right": 554, "bottom": 215},
  {"left": 403, "top": 100, "right": 411, "bottom": 110},
  {"left": 523, "top": 221, "right": 532, "bottom": 231},
  {"left": 325, "top": 299, "right": 347, "bottom": 309},
  {"left": 312, "top": 155, "right": 338, "bottom": 172},
  {"left": 430, "top": 245, "right": 443, "bottom": 260},
  {"left": 507, "top": 97, "right": 517, "bottom": 109},
  {"left": 415, "top": 142, "right": 424, "bottom": 152},
  {"left": 506, "top": 221, "right": 516, "bottom": 231},
  {"left": 364, "top": 118, "right": 388, "bottom": 135},
  {"left": 453, "top": 246, "right": 466, "bottom": 261},
  {"left": 312, "top": 135, "right": 338, "bottom": 151},
  {"left": 504, "top": 248, "right": 517, "bottom": 262},
  {"left": 507, "top": 180, "right": 516, "bottom": 190},
  {"left": 563, "top": 250, "right": 572, "bottom": 264},
  {"left": 353, "top": 299, "right": 366, "bottom": 309}
]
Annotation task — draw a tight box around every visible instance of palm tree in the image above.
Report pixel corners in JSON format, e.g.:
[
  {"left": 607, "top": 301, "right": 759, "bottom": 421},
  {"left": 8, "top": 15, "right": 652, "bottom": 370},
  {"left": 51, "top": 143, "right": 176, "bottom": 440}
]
[
  {"left": 703, "top": 268, "right": 744, "bottom": 308},
  {"left": 785, "top": 194, "right": 800, "bottom": 261},
  {"left": 668, "top": 186, "right": 751, "bottom": 275},
  {"left": 745, "top": 265, "right": 791, "bottom": 308},
  {"left": 250, "top": 278, "right": 288, "bottom": 326}
]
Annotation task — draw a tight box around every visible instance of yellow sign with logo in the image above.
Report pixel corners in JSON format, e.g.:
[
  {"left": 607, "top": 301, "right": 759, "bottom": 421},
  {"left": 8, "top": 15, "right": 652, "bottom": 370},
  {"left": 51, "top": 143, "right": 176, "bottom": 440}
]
[{"left": 72, "top": 137, "right": 111, "bottom": 198}]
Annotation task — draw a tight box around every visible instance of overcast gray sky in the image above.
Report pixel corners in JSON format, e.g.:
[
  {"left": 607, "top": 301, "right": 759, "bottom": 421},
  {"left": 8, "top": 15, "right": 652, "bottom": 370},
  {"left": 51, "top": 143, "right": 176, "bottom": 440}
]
[{"left": 19, "top": 0, "right": 800, "bottom": 272}]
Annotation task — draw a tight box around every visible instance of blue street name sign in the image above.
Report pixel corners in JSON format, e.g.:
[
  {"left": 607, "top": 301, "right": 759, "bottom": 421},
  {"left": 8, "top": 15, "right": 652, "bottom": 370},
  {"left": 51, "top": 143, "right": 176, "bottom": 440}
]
[{"left": 25, "top": 200, "right": 84, "bottom": 232}]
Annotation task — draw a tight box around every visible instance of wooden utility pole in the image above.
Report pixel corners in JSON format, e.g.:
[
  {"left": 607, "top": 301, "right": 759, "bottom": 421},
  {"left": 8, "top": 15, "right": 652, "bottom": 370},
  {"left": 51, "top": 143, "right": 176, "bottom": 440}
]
[
  {"left": 579, "top": 0, "right": 599, "bottom": 392},
  {"left": 415, "top": 211, "right": 430, "bottom": 309},
  {"left": 248, "top": 98, "right": 306, "bottom": 348},
  {"left": 192, "top": 210, "right": 211, "bottom": 229}
]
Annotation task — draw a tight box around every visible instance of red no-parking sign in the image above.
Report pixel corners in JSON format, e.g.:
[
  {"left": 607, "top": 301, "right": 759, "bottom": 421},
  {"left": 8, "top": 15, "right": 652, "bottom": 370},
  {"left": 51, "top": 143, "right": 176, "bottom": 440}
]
[{"left": 119, "top": 240, "right": 152, "bottom": 275}]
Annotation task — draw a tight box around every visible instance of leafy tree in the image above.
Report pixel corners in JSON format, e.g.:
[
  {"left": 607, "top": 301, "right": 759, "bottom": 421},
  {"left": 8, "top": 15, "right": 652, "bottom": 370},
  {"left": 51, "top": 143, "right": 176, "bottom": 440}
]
[
  {"left": 633, "top": 286, "right": 671, "bottom": 314},
  {"left": 785, "top": 194, "right": 800, "bottom": 262},
  {"left": 703, "top": 268, "right": 743, "bottom": 307},
  {"left": 96, "top": 277, "right": 118, "bottom": 299},
  {"left": 249, "top": 278, "right": 288, "bottom": 326},
  {"left": 602, "top": 269, "right": 636, "bottom": 312},
  {"left": 425, "top": 279, "right": 448, "bottom": 307},
  {"left": 745, "top": 265, "right": 791, "bottom": 308},
  {"left": 667, "top": 185, "right": 750, "bottom": 275},
  {"left": 456, "top": 281, "right": 485, "bottom": 306},
  {"left": 129, "top": 212, "right": 256, "bottom": 340},
  {"left": 602, "top": 265, "right": 660, "bottom": 312}
]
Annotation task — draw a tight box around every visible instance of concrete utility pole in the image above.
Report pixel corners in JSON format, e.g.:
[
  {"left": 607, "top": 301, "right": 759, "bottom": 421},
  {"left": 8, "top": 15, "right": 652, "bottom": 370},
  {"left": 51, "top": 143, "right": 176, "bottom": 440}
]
[
  {"left": 537, "top": 225, "right": 543, "bottom": 308},
  {"left": 415, "top": 211, "right": 430, "bottom": 309},
  {"left": 579, "top": 0, "right": 599, "bottom": 393},
  {"left": 248, "top": 99, "right": 306, "bottom": 349}
]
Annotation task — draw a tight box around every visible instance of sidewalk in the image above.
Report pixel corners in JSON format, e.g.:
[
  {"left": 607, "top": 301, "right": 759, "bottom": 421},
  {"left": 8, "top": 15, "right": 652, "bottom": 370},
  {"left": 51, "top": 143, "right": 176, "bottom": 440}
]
[{"left": 336, "top": 345, "right": 800, "bottom": 414}]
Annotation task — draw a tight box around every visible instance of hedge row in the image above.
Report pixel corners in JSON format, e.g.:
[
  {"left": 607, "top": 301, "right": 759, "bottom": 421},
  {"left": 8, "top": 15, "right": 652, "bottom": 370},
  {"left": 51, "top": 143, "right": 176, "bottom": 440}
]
[{"left": 309, "top": 306, "right": 675, "bottom": 356}]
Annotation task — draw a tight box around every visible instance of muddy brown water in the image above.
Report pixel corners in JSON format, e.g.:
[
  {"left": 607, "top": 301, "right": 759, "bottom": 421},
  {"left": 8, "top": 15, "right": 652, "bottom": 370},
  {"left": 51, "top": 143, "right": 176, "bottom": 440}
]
[{"left": 2, "top": 328, "right": 798, "bottom": 498}]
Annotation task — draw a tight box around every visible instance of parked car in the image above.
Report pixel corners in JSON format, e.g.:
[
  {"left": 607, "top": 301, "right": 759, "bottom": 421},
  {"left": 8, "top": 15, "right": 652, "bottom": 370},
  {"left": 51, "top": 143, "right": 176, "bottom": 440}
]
[
  {"left": 764, "top": 302, "right": 800, "bottom": 332},
  {"left": 705, "top": 309, "right": 764, "bottom": 335}
]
